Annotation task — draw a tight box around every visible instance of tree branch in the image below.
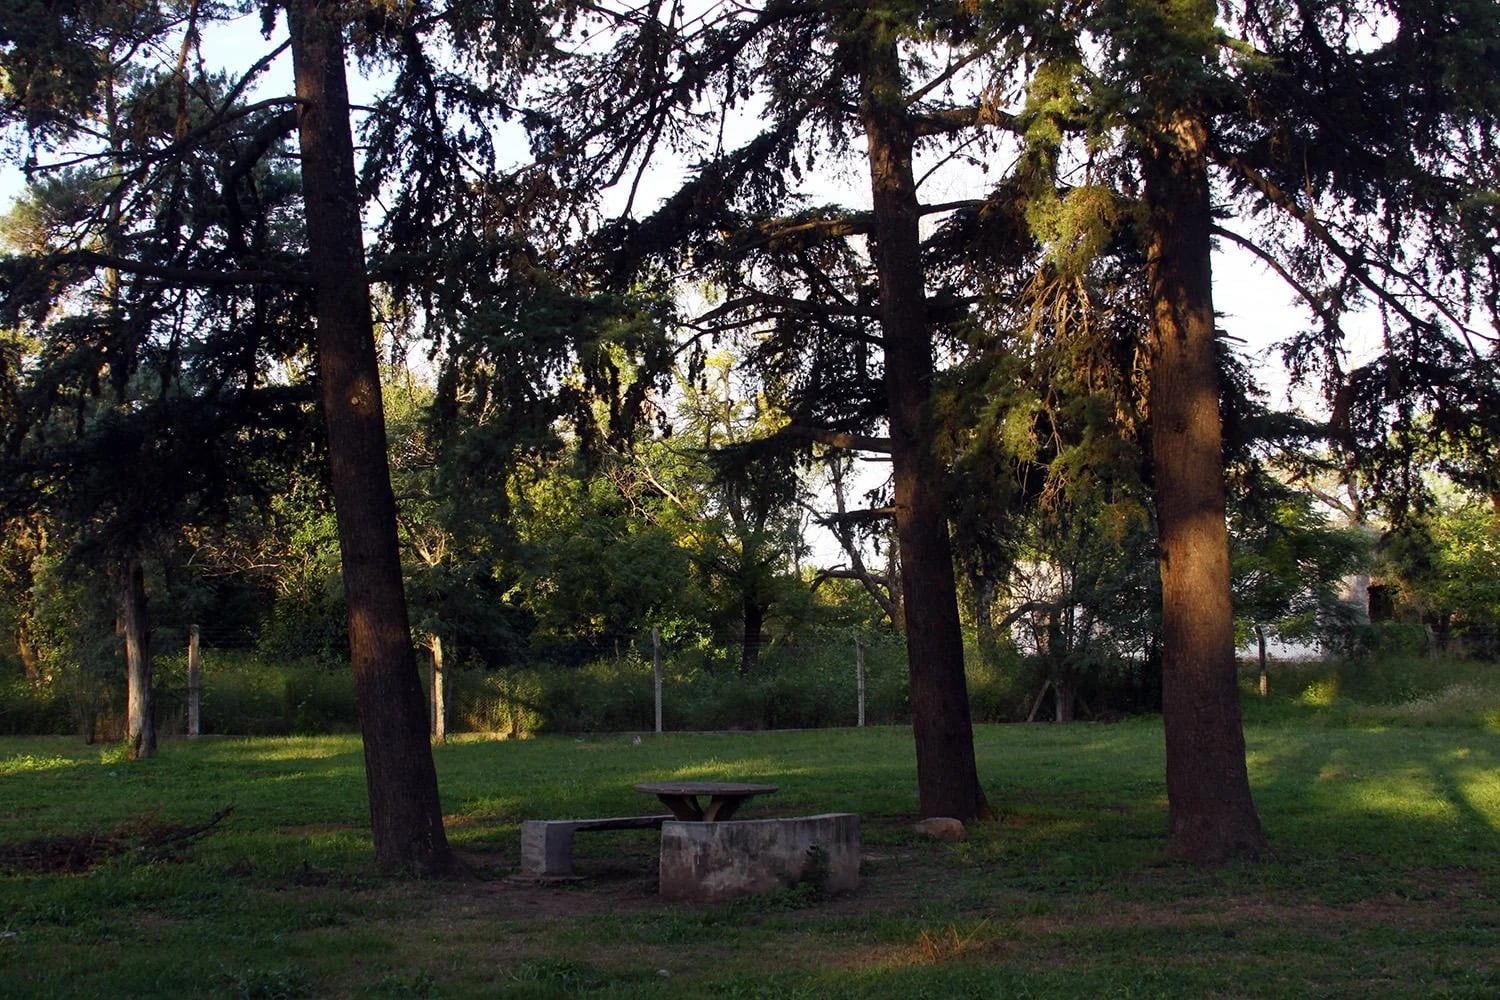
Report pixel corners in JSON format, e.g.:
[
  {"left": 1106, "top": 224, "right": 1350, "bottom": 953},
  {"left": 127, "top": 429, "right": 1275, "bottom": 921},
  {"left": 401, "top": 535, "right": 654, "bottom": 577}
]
[
  {"left": 777, "top": 424, "right": 891, "bottom": 454},
  {"left": 1211, "top": 148, "right": 1483, "bottom": 355},
  {"left": 912, "top": 105, "right": 1020, "bottom": 137},
  {"left": 42, "top": 250, "right": 308, "bottom": 286},
  {"left": 1210, "top": 224, "right": 1341, "bottom": 332}
]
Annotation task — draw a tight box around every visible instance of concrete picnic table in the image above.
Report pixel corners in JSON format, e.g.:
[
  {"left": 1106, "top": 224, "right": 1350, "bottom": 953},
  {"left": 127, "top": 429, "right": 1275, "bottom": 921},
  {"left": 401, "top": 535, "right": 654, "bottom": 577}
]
[{"left": 633, "top": 780, "right": 779, "bottom": 822}]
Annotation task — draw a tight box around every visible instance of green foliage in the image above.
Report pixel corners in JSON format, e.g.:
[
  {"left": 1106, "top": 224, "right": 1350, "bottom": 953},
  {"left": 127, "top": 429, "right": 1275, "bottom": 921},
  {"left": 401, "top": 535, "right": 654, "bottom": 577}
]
[
  {"left": 1243, "top": 652, "right": 1500, "bottom": 733},
  {"left": 1230, "top": 478, "right": 1371, "bottom": 648},
  {"left": 0, "top": 673, "right": 70, "bottom": 735},
  {"left": 24, "top": 554, "right": 122, "bottom": 739},
  {"left": 147, "top": 652, "right": 357, "bottom": 738},
  {"left": 963, "top": 643, "right": 1027, "bottom": 723},
  {"left": 443, "top": 638, "right": 911, "bottom": 736},
  {"left": 511, "top": 460, "right": 702, "bottom": 660},
  {"left": 449, "top": 668, "right": 547, "bottom": 738},
  {"left": 1376, "top": 483, "right": 1500, "bottom": 657}
]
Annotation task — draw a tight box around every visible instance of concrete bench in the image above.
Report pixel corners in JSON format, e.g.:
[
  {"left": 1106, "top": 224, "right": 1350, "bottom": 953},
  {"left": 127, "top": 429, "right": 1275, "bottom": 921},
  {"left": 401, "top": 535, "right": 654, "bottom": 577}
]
[{"left": 519, "top": 815, "right": 673, "bottom": 877}]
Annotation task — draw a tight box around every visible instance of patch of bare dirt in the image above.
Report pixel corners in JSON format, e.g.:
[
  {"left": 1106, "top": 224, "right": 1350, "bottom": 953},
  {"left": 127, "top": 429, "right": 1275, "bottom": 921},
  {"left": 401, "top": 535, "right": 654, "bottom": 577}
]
[{"left": 0, "top": 807, "right": 233, "bottom": 874}]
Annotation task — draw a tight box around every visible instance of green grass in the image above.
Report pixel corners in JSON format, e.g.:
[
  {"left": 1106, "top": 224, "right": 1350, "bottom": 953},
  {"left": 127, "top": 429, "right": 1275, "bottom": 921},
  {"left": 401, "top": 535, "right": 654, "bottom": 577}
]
[{"left": 1, "top": 703, "right": 1497, "bottom": 997}]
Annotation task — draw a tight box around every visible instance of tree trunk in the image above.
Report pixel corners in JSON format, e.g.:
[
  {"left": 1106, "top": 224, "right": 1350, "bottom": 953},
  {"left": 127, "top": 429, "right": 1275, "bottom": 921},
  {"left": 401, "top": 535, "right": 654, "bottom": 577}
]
[
  {"left": 885, "top": 522, "right": 904, "bottom": 628},
  {"left": 1143, "top": 106, "right": 1265, "bottom": 862},
  {"left": 288, "top": 0, "right": 450, "bottom": 875},
  {"left": 17, "top": 631, "right": 39, "bottom": 681},
  {"left": 1054, "top": 677, "right": 1075, "bottom": 723},
  {"left": 974, "top": 574, "right": 1000, "bottom": 669},
  {"left": 1255, "top": 623, "right": 1268, "bottom": 698},
  {"left": 121, "top": 561, "right": 155, "bottom": 760},
  {"left": 858, "top": 25, "right": 989, "bottom": 822},
  {"left": 740, "top": 596, "right": 765, "bottom": 674}
]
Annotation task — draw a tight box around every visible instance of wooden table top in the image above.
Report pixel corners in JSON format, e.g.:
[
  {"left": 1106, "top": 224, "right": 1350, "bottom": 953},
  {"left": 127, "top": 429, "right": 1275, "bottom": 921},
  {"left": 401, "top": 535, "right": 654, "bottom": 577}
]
[{"left": 633, "top": 781, "right": 779, "bottom": 796}]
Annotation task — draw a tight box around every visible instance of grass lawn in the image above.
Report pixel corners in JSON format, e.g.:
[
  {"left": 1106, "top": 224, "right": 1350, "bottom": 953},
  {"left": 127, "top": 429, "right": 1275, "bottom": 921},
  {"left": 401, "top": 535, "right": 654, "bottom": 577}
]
[{"left": 1, "top": 707, "right": 1496, "bottom": 997}]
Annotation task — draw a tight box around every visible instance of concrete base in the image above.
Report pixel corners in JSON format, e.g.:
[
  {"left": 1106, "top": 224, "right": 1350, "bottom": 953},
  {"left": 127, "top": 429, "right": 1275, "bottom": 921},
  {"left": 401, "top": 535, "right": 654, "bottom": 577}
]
[{"left": 658, "top": 813, "right": 860, "bottom": 901}]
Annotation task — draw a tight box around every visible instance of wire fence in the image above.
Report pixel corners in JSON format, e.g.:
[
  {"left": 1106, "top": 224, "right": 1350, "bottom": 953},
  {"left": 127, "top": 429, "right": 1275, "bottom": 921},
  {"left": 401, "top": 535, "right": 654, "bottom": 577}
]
[{"left": 5, "top": 619, "right": 1495, "bottom": 738}]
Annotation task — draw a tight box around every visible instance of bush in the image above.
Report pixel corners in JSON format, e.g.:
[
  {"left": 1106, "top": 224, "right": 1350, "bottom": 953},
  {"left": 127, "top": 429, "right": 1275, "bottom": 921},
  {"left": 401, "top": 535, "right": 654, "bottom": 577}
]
[
  {"left": 965, "top": 647, "right": 1025, "bottom": 723},
  {"left": 449, "top": 668, "right": 546, "bottom": 737},
  {"left": 1343, "top": 622, "right": 1432, "bottom": 659},
  {"left": 1349, "top": 682, "right": 1500, "bottom": 729},
  {"left": 0, "top": 674, "right": 73, "bottom": 735}
]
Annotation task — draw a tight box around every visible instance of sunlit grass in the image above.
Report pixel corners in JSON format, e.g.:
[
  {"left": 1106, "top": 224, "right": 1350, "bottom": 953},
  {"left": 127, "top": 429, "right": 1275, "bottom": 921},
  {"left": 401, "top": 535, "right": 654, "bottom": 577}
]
[
  {"left": 1297, "top": 678, "right": 1341, "bottom": 706},
  {"left": 1349, "top": 681, "right": 1500, "bottom": 729},
  {"left": 0, "top": 753, "right": 85, "bottom": 775}
]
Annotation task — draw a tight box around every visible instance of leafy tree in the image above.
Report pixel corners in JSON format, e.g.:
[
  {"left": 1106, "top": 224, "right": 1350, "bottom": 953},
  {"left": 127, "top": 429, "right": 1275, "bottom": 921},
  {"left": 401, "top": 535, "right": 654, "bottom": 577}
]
[
  {"left": 24, "top": 551, "right": 121, "bottom": 741},
  {"left": 660, "top": 355, "right": 811, "bottom": 673},
  {"left": 1376, "top": 482, "right": 1500, "bottom": 657},
  {"left": 1, "top": 0, "right": 453, "bottom": 867},
  {"left": 0, "top": 17, "right": 316, "bottom": 759},
  {"left": 510, "top": 447, "right": 700, "bottom": 660},
  {"left": 1075, "top": 0, "right": 1500, "bottom": 860},
  {"left": 1230, "top": 477, "right": 1371, "bottom": 686},
  {"left": 532, "top": 0, "right": 1018, "bottom": 820}
]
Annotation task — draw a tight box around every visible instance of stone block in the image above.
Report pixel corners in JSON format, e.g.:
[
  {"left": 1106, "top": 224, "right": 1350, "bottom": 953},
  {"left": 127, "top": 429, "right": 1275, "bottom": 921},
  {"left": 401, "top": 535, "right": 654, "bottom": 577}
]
[
  {"left": 519, "top": 815, "right": 670, "bottom": 877},
  {"left": 658, "top": 813, "right": 860, "bottom": 901},
  {"left": 912, "top": 817, "right": 966, "bottom": 841}
]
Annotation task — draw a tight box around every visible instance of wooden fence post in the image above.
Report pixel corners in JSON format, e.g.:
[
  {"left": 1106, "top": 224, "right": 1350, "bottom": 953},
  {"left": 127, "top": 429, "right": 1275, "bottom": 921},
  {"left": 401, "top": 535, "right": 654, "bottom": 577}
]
[
  {"left": 430, "top": 634, "right": 446, "bottom": 743},
  {"left": 652, "top": 627, "right": 663, "bottom": 735},
  {"left": 187, "top": 624, "right": 202, "bottom": 738}
]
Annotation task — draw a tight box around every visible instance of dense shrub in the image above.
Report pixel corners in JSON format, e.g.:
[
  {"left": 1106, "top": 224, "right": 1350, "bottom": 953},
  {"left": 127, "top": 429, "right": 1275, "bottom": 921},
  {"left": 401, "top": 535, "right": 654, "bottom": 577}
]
[
  {"left": 1342, "top": 622, "right": 1432, "bottom": 659},
  {"left": 965, "top": 648, "right": 1027, "bottom": 723},
  {"left": 0, "top": 674, "right": 73, "bottom": 735},
  {"left": 448, "top": 669, "right": 546, "bottom": 737}
]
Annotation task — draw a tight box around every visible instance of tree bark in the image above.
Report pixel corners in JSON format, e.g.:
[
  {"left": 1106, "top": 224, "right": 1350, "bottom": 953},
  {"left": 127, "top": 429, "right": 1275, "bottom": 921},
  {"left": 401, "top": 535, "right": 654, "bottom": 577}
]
[
  {"left": 1055, "top": 677, "right": 1075, "bottom": 723},
  {"left": 17, "top": 632, "right": 39, "bottom": 682},
  {"left": 1255, "top": 623, "right": 1268, "bottom": 698},
  {"left": 1143, "top": 107, "right": 1266, "bottom": 862},
  {"left": 858, "top": 24, "right": 989, "bottom": 822},
  {"left": 121, "top": 561, "right": 155, "bottom": 760},
  {"left": 740, "top": 596, "right": 765, "bottom": 674},
  {"left": 288, "top": 0, "right": 450, "bottom": 874},
  {"left": 973, "top": 574, "right": 1000, "bottom": 669}
]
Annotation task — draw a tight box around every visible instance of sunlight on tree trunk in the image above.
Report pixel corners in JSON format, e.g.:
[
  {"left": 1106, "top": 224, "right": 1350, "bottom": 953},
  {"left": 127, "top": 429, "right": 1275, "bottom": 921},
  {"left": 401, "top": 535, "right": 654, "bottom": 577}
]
[{"left": 122, "top": 562, "right": 155, "bottom": 760}]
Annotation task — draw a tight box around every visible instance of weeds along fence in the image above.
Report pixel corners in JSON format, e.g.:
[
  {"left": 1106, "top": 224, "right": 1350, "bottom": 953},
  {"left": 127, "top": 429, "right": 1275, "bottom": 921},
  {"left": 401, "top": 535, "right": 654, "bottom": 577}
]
[
  {"left": 3, "top": 633, "right": 967, "bottom": 738},
  {"left": 23, "top": 622, "right": 1490, "bottom": 739},
  {"left": 443, "top": 636, "right": 921, "bottom": 737}
]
